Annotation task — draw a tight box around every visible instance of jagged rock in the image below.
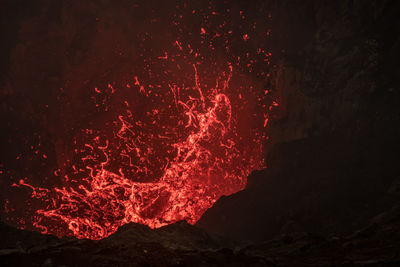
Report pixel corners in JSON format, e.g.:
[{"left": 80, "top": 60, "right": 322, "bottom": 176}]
[{"left": 196, "top": 0, "right": 400, "bottom": 243}]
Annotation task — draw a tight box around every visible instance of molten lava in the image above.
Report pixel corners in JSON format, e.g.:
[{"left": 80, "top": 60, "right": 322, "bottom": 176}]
[{"left": 3, "top": 3, "right": 277, "bottom": 240}]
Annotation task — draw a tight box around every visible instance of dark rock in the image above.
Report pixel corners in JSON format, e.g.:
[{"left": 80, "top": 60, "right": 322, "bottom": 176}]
[{"left": 197, "top": 0, "right": 400, "bottom": 244}]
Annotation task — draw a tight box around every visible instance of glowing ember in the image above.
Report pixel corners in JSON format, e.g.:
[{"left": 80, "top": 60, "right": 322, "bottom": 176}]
[{"left": 3, "top": 3, "right": 278, "bottom": 240}]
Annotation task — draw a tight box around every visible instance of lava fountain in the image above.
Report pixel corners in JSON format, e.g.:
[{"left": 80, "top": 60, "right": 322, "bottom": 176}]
[{"left": 3, "top": 1, "right": 278, "bottom": 240}]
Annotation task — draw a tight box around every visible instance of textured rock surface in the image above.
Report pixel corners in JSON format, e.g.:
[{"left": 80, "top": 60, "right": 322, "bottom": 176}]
[
  {"left": 264, "top": 0, "right": 400, "bottom": 150},
  {"left": 1, "top": 207, "right": 400, "bottom": 266},
  {"left": 197, "top": 0, "right": 400, "bottom": 243}
]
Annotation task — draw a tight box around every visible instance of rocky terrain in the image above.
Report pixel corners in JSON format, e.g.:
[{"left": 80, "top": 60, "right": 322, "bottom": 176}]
[
  {"left": 197, "top": 0, "right": 400, "bottom": 242},
  {"left": 1, "top": 205, "right": 400, "bottom": 266}
]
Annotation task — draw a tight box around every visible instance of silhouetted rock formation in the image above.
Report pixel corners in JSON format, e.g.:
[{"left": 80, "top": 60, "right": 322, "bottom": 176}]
[{"left": 197, "top": 0, "right": 400, "bottom": 244}]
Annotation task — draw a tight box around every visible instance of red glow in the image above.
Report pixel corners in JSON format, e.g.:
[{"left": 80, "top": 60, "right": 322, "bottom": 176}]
[{"left": 4, "top": 3, "right": 277, "bottom": 240}]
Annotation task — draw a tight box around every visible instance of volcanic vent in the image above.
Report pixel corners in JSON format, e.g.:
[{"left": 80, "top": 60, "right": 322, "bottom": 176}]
[{"left": 2, "top": 1, "right": 278, "bottom": 240}]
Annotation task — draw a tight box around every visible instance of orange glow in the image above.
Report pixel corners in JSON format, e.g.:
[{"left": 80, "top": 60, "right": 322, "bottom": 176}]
[{"left": 5, "top": 3, "right": 277, "bottom": 240}]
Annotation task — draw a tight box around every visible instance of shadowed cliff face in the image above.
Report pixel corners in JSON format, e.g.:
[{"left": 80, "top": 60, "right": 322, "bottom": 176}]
[
  {"left": 196, "top": 0, "right": 400, "bottom": 242},
  {"left": 264, "top": 0, "right": 400, "bottom": 150},
  {"left": 197, "top": 133, "right": 400, "bottom": 242}
]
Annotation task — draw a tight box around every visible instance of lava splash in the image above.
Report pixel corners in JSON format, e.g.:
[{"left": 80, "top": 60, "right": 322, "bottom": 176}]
[{"left": 3, "top": 1, "right": 277, "bottom": 240}]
